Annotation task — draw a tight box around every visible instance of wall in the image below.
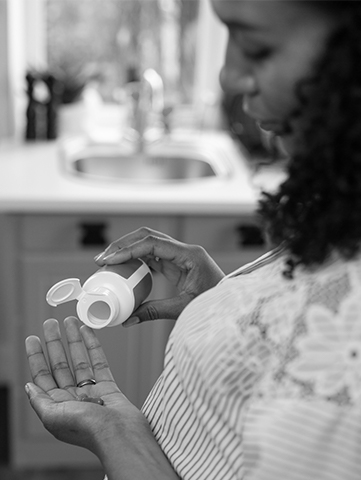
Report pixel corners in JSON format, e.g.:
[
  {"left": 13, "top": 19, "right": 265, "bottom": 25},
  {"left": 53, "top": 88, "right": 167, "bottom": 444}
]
[
  {"left": 0, "top": 0, "right": 28, "bottom": 142},
  {"left": 193, "top": 0, "right": 227, "bottom": 104},
  {"left": 0, "top": 0, "right": 12, "bottom": 139}
]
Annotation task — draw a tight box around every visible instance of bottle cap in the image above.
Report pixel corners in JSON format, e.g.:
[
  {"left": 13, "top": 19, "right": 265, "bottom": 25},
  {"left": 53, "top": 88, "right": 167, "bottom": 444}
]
[
  {"left": 46, "top": 278, "right": 83, "bottom": 306},
  {"left": 46, "top": 276, "right": 129, "bottom": 329},
  {"left": 46, "top": 260, "right": 152, "bottom": 328}
]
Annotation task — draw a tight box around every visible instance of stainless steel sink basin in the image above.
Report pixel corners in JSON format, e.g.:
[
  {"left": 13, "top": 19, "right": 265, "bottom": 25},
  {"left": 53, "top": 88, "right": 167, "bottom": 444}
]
[
  {"left": 74, "top": 153, "right": 215, "bottom": 181},
  {"left": 59, "top": 132, "right": 245, "bottom": 184}
]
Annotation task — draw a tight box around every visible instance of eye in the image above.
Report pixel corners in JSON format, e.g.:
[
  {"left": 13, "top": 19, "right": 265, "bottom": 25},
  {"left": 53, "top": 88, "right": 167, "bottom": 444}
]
[
  {"left": 228, "top": 27, "right": 273, "bottom": 63},
  {"left": 243, "top": 46, "right": 272, "bottom": 61}
]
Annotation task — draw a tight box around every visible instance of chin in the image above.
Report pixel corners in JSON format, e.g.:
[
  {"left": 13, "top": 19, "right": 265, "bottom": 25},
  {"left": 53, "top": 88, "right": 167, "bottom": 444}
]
[{"left": 277, "top": 135, "right": 293, "bottom": 158}]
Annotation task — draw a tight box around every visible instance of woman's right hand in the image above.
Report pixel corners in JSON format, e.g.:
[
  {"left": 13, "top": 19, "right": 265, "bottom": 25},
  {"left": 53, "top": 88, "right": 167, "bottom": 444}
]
[{"left": 94, "top": 227, "right": 225, "bottom": 325}]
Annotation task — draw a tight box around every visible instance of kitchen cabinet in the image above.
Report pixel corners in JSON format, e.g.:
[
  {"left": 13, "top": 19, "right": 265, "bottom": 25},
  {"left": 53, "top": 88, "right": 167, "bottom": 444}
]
[
  {"left": 181, "top": 214, "right": 266, "bottom": 273},
  {"left": 1, "top": 211, "right": 267, "bottom": 469}
]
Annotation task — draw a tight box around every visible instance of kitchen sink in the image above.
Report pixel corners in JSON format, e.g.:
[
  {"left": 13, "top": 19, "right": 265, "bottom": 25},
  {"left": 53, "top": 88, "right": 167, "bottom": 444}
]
[
  {"left": 73, "top": 153, "right": 216, "bottom": 181},
  {"left": 59, "top": 131, "right": 246, "bottom": 184}
]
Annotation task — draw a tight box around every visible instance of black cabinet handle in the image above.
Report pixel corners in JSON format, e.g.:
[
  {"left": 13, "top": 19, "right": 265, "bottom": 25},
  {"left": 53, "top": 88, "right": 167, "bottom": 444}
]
[
  {"left": 236, "top": 225, "right": 265, "bottom": 247},
  {"left": 79, "top": 222, "right": 108, "bottom": 247}
]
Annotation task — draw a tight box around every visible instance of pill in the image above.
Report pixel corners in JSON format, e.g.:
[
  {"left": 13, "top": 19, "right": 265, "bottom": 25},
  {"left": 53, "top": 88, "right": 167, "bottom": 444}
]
[{"left": 81, "top": 396, "right": 104, "bottom": 405}]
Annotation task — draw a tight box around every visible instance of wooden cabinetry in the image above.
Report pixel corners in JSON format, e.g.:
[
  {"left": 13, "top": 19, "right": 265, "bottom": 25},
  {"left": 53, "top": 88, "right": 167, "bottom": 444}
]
[
  {"left": 181, "top": 214, "right": 266, "bottom": 274},
  {"left": 0, "top": 211, "right": 267, "bottom": 469}
]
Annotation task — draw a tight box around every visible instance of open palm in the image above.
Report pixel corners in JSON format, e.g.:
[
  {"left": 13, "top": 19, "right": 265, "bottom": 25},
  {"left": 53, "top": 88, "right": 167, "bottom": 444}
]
[{"left": 25, "top": 317, "right": 138, "bottom": 452}]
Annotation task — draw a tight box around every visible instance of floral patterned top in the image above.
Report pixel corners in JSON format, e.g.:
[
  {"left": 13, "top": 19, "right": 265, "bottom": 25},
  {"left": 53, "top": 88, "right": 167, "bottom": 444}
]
[{"left": 142, "top": 248, "right": 361, "bottom": 480}]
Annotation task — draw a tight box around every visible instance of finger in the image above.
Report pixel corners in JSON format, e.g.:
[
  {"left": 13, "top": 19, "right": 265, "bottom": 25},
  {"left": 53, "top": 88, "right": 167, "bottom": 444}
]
[
  {"left": 79, "top": 325, "right": 116, "bottom": 383},
  {"left": 25, "top": 335, "right": 58, "bottom": 393},
  {"left": 94, "top": 227, "right": 173, "bottom": 265},
  {"left": 25, "top": 382, "right": 54, "bottom": 421},
  {"left": 100, "top": 236, "right": 183, "bottom": 266},
  {"left": 123, "top": 294, "right": 191, "bottom": 326},
  {"left": 43, "top": 318, "right": 75, "bottom": 390},
  {"left": 64, "top": 317, "right": 95, "bottom": 386}
]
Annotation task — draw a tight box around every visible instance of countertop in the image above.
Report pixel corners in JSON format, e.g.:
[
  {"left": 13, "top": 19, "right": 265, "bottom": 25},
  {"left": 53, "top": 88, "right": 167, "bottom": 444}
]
[{"left": 0, "top": 134, "right": 285, "bottom": 215}]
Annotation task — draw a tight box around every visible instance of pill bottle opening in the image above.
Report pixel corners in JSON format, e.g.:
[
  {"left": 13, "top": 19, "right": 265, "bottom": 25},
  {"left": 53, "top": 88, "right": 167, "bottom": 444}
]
[{"left": 88, "top": 301, "right": 111, "bottom": 326}]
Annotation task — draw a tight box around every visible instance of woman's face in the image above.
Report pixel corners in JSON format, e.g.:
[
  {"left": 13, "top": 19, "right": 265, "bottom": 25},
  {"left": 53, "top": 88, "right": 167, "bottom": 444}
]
[{"left": 212, "top": 0, "right": 337, "bottom": 152}]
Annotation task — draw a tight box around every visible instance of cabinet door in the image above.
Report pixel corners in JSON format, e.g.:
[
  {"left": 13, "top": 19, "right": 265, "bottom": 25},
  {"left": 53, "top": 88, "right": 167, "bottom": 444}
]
[{"left": 181, "top": 215, "right": 268, "bottom": 274}]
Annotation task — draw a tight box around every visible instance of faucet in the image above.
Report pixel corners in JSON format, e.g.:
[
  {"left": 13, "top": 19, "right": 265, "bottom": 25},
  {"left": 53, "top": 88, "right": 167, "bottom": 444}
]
[{"left": 128, "top": 68, "right": 165, "bottom": 152}]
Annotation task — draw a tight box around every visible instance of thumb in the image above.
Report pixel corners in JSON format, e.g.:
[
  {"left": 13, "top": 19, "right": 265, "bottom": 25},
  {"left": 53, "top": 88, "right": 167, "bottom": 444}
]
[
  {"left": 25, "top": 382, "right": 53, "bottom": 419},
  {"left": 123, "top": 294, "right": 192, "bottom": 327}
]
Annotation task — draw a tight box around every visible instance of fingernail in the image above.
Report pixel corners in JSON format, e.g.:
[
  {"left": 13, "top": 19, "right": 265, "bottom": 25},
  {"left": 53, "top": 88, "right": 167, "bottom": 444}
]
[
  {"left": 94, "top": 253, "right": 105, "bottom": 262},
  {"left": 123, "top": 316, "right": 140, "bottom": 328},
  {"left": 102, "top": 252, "right": 116, "bottom": 261},
  {"left": 25, "top": 383, "right": 34, "bottom": 397}
]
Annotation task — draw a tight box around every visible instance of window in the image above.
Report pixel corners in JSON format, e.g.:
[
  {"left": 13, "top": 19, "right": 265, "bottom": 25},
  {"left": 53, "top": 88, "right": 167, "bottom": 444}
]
[
  {"left": 45, "top": 0, "right": 200, "bottom": 105},
  {"left": 1, "top": 0, "right": 227, "bottom": 140}
]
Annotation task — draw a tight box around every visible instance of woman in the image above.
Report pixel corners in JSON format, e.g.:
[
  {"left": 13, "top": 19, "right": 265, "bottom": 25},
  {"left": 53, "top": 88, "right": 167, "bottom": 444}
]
[{"left": 25, "top": 1, "right": 361, "bottom": 479}]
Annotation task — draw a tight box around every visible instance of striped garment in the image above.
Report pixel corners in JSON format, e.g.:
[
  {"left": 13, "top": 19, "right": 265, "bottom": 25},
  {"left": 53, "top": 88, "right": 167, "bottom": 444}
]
[{"left": 141, "top": 248, "right": 361, "bottom": 480}]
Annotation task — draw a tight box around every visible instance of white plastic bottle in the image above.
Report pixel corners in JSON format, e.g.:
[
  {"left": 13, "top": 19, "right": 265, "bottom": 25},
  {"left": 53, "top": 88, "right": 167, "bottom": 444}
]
[{"left": 46, "top": 259, "right": 152, "bottom": 329}]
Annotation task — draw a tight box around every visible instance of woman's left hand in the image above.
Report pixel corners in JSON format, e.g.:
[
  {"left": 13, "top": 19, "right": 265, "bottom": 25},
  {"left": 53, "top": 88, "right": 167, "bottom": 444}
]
[
  {"left": 25, "top": 317, "right": 139, "bottom": 455},
  {"left": 26, "top": 317, "right": 181, "bottom": 479}
]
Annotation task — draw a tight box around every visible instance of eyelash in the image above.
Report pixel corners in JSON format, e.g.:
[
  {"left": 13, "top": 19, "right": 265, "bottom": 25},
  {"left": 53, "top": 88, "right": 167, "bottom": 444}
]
[
  {"left": 228, "top": 29, "right": 272, "bottom": 63},
  {"left": 243, "top": 47, "right": 272, "bottom": 61}
]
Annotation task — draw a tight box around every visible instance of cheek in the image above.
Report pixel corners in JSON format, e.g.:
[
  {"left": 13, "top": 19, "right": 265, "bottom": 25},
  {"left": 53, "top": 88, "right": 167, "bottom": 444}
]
[
  {"left": 256, "top": 36, "right": 328, "bottom": 121},
  {"left": 257, "top": 65, "right": 302, "bottom": 120}
]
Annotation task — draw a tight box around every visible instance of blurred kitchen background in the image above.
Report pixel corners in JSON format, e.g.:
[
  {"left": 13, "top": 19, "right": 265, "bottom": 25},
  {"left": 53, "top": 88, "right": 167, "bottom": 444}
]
[
  {"left": 0, "top": 0, "right": 284, "bottom": 478},
  {"left": 0, "top": 0, "right": 271, "bottom": 152}
]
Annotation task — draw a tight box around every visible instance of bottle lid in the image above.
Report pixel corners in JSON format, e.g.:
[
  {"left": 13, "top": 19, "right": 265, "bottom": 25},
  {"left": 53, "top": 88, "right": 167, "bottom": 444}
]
[
  {"left": 46, "top": 278, "right": 83, "bottom": 306},
  {"left": 46, "top": 261, "right": 151, "bottom": 329},
  {"left": 46, "top": 275, "right": 131, "bottom": 329}
]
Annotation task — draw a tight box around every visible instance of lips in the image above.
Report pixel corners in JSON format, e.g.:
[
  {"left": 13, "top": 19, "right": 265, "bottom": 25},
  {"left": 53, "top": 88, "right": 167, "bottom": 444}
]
[
  {"left": 257, "top": 120, "right": 291, "bottom": 136},
  {"left": 258, "top": 121, "right": 283, "bottom": 133},
  {"left": 243, "top": 100, "right": 290, "bottom": 135}
]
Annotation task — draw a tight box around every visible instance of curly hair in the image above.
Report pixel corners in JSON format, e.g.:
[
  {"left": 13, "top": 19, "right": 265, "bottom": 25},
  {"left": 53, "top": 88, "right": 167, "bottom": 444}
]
[{"left": 258, "top": 1, "right": 361, "bottom": 275}]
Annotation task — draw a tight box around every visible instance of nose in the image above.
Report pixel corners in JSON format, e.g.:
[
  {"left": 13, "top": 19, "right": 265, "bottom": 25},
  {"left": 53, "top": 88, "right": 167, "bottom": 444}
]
[
  {"left": 219, "top": 41, "right": 257, "bottom": 96},
  {"left": 219, "top": 66, "right": 257, "bottom": 95}
]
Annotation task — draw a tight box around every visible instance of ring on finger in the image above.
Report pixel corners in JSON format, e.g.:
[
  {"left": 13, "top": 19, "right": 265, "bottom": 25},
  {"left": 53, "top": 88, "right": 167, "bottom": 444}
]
[{"left": 77, "top": 378, "right": 96, "bottom": 388}]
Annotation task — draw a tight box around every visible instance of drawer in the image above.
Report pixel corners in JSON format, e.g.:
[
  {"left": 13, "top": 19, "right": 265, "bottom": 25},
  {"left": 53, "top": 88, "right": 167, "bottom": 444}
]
[
  {"left": 20, "top": 214, "right": 180, "bottom": 251},
  {"left": 181, "top": 215, "right": 266, "bottom": 253}
]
